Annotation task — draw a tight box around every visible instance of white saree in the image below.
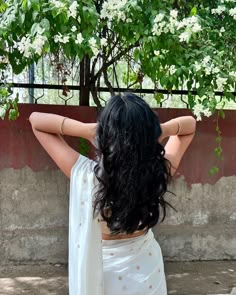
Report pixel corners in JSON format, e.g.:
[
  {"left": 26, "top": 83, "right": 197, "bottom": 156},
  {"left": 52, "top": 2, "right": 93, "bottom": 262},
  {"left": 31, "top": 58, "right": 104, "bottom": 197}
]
[{"left": 69, "top": 155, "right": 167, "bottom": 295}]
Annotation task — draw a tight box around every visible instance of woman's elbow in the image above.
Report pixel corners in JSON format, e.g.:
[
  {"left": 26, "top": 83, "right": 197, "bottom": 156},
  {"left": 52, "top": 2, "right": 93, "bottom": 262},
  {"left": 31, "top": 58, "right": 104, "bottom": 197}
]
[{"left": 29, "top": 112, "right": 39, "bottom": 128}]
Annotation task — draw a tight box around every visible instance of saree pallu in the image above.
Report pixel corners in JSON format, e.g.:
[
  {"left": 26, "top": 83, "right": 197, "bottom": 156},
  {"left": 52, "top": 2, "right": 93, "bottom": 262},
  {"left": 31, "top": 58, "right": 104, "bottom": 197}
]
[{"left": 102, "top": 230, "right": 167, "bottom": 295}]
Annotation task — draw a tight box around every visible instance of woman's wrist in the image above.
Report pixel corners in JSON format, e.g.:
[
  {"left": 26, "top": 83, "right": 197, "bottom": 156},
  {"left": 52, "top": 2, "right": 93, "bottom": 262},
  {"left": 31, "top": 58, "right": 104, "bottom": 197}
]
[
  {"left": 30, "top": 112, "right": 97, "bottom": 141},
  {"left": 159, "top": 116, "right": 196, "bottom": 142},
  {"left": 160, "top": 119, "right": 179, "bottom": 140},
  {"left": 159, "top": 116, "right": 195, "bottom": 142}
]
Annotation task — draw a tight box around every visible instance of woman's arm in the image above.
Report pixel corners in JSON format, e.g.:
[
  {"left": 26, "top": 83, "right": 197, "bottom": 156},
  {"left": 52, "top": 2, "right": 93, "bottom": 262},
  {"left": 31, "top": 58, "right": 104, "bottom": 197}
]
[
  {"left": 29, "top": 112, "right": 97, "bottom": 178},
  {"left": 159, "top": 116, "right": 196, "bottom": 175}
]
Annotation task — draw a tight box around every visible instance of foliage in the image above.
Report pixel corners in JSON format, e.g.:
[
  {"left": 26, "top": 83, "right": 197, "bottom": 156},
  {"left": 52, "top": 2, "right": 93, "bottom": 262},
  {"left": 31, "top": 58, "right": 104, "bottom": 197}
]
[
  {"left": 0, "top": 84, "right": 19, "bottom": 120},
  {"left": 0, "top": 0, "right": 236, "bottom": 118},
  {"left": 78, "top": 137, "right": 90, "bottom": 156}
]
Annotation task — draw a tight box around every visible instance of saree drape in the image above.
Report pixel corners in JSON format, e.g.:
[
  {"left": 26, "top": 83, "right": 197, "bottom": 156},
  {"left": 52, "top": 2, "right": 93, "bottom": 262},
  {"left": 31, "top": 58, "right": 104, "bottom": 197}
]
[{"left": 69, "top": 155, "right": 167, "bottom": 295}]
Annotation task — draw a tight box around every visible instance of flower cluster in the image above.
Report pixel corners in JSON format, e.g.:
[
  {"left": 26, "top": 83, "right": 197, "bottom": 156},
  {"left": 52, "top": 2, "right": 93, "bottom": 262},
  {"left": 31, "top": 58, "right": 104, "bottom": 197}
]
[
  {"left": 13, "top": 26, "right": 47, "bottom": 58},
  {"left": 211, "top": 5, "right": 226, "bottom": 15},
  {"left": 229, "top": 8, "right": 236, "bottom": 19},
  {"left": 75, "top": 33, "right": 84, "bottom": 45},
  {"left": 68, "top": 1, "right": 78, "bottom": 19},
  {"left": 152, "top": 12, "right": 202, "bottom": 43},
  {"left": 194, "top": 56, "right": 220, "bottom": 76},
  {"left": 100, "top": 0, "right": 128, "bottom": 21},
  {"left": 193, "top": 96, "right": 212, "bottom": 121},
  {"left": 54, "top": 33, "right": 70, "bottom": 44},
  {"left": 89, "top": 37, "right": 99, "bottom": 56},
  {"left": 51, "top": 0, "right": 65, "bottom": 9},
  {"left": 216, "top": 76, "right": 228, "bottom": 91}
]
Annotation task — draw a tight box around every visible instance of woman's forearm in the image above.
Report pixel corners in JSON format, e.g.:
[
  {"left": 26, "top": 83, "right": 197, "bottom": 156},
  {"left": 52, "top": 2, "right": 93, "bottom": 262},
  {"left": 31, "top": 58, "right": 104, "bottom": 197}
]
[
  {"left": 160, "top": 116, "right": 196, "bottom": 141},
  {"left": 29, "top": 112, "right": 96, "bottom": 142}
]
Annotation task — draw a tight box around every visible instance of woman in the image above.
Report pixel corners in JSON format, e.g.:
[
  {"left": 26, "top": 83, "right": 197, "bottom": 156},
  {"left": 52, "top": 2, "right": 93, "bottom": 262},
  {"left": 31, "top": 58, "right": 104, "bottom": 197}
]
[{"left": 29, "top": 93, "right": 196, "bottom": 295}]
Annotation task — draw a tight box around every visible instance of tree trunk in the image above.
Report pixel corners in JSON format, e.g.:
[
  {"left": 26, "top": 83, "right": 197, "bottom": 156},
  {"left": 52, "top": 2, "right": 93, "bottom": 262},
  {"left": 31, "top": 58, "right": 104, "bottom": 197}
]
[{"left": 79, "top": 55, "right": 91, "bottom": 106}]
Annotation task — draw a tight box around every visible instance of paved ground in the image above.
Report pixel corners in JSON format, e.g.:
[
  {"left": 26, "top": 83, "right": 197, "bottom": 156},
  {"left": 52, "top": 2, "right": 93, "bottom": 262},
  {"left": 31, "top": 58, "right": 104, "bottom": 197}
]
[{"left": 0, "top": 261, "right": 235, "bottom": 295}]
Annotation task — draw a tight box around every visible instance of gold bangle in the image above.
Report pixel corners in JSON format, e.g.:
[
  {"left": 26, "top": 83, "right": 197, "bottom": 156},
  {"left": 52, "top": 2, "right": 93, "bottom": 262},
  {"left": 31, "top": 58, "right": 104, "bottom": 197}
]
[{"left": 60, "top": 117, "right": 68, "bottom": 135}]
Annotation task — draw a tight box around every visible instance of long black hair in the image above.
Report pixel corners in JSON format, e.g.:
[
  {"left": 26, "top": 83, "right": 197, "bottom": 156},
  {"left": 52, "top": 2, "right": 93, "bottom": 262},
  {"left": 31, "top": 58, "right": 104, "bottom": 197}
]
[{"left": 94, "top": 93, "right": 172, "bottom": 234}]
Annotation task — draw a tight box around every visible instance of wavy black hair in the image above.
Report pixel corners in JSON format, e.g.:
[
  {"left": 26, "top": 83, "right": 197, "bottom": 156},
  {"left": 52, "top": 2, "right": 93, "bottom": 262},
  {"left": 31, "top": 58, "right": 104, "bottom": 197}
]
[{"left": 93, "top": 92, "right": 172, "bottom": 234}]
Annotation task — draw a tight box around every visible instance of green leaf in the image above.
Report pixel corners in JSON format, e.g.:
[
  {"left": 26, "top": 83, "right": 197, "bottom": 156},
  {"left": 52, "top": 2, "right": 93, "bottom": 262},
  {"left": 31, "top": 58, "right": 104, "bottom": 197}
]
[
  {"left": 154, "top": 93, "right": 164, "bottom": 104},
  {"left": 8, "top": 108, "right": 19, "bottom": 120},
  {"left": 160, "top": 76, "right": 169, "bottom": 87},
  {"left": 197, "top": 88, "right": 206, "bottom": 98},
  {"left": 22, "top": 0, "right": 28, "bottom": 11},
  {"left": 31, "top": 23, "right": 40, "bottom": 36},
  {"left": 40, "top": 18, "right": 50, "bottom": 31},
  {"left": 190, "top": 7, "right": 197, "bottom": 16},
  {"left": 214, "top": 147, "right": 222, "bottom": 158},
  {"left": 209, "top": 166, "right": 219, "bottom": 176},
  {"left": 215, "top": 136, "right": 221, "bottom": 143},
  {"left": 79, "top": 137, "right": 90, "bottom": 156},
  {"left": 219, "top": 110, "right": 225, "bottom": 119},
  {"left": 188, "top": 94, "right": 195, "bottom": 109}
]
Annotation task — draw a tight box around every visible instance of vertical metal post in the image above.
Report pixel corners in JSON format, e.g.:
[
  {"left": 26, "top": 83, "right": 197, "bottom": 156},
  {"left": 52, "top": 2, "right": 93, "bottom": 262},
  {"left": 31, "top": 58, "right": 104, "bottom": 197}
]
[{"left": 28, "top": 63, "right": 35, "bottom": 103}]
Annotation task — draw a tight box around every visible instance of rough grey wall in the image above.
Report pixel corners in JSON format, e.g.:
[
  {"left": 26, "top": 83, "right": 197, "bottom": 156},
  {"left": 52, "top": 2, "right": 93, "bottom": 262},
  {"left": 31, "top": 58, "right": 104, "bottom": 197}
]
[
  {"left": 0, "top": 169, "right": 235, "bottom": 265},
  {"left": 153, "top": 176, "right": 236, "bottom": 261},
  {"left": 0, "top": 167, "right": 69, "bottom": 265}
]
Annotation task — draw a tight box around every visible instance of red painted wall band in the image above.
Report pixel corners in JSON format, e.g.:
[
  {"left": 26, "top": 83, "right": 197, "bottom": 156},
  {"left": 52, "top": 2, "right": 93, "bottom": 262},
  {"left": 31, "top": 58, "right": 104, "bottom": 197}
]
[{"left": 0, "top": 104, "right": 235, "bottom": 185}]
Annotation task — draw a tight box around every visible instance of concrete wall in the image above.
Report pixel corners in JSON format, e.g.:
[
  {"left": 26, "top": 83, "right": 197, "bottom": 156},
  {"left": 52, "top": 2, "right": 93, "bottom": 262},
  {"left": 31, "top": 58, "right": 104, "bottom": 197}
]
[{"left": 0, "top": 104, "right": 235, "bottom": 264}]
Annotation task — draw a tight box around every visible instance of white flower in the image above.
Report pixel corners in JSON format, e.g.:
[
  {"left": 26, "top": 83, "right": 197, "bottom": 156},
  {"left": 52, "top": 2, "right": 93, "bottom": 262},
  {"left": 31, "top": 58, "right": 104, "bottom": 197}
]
[
  {"left": 163, "top": 27, "right": 169, "bottom": 33},
  {"left": 220, "top": 27, "right": 225, "bottom": 33},
  {"left": 62, "top": 36, "right": 69, "bottom": 44},
  {"left": 203, "top": 56, "right": 211, "bottom": 65},
  {"left": 229, "top": 71, "right": 236, "bottom": 79},
  {"left": 169, "top": 65, "right": 176, "bottom": 75},
  {"left": 212, "top": 67, "right": 220, "bottom": 74},
  {"left": 89, "top": 37, "right": 99, "bottom": 56},
  {"left": 16, "top": 36, "right": 32, "bottom": 58},
  {"left": 194, "top": 61, "right": 202, "bottom": 72},
  {"left": 211, "top": 6, "right": 226, "bottom": 15},
  {"left": 192, "top": 23, "right": 202, "bottom": 33},
  {"left": 54, "top": 33, "right": 69, "bottom": 44},
  {"left": 152, "top": 21, "right": 167, "bottom": 36},
  {"left": 229, "top": 8, "right": 236, "bottom": 20},
  {"left": 203, "top": 108, "right": 212, "bottom": 117},
  {"left": 170, "top": 10, "right": 178, "bottom": 19},
  {"left": 100, "top": 38, "right": 107, "bottom": 47},
  {"left": 154, "top": 13, "right": 165, "bottom": 23},
  {"left": 51, "top": 0, "right": 64, "bottom": 9},
  {"left": 154, "top": 50, "right": 160, "bottom": 56},
  {"left": 219, "top": 27, "right": 225, "bottom": 36},
  {"left": 101, "top": 0, "right": 128, "bottom": 21},
  {"left": 179, "top": 31, "right": 192, "bottom": 42},
  {"left": 0, "top": 107, "right": 6, "bottom": 119},
  {"left": 68, "top": 1, "right": 78, "bottom": 19},
  {"left": 89, "top": 37, "right": 97, "bottom": 48},
  {"left": 193, "top": 100, "right": 212, "bottom": 121},
  {"left": 32, "top": 35, "right": 47, "bottom": 55},
  {"left": 216, "top": 76, "right": 227, "bottom": 90},
  {"left": 71, "top": 26, "right": 77, "bottom": 32},
  {"left": 193, "top": 103, "right": 204, "bottom": 121},
  {"left": 75, "top": 33, "right": 84, "bottom": 45}
]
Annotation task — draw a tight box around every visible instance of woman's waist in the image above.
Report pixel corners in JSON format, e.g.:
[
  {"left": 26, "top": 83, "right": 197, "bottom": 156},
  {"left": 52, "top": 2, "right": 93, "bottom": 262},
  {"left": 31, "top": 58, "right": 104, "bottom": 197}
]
[
  {"left": 102, "top": 229, "right": 146, "bottom": 241},
  {"left": 102, "top": 229, "right": 155, "bottom": 250}
]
